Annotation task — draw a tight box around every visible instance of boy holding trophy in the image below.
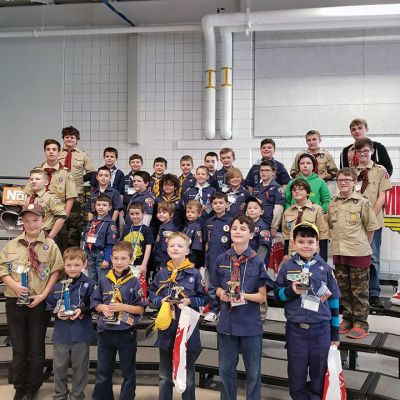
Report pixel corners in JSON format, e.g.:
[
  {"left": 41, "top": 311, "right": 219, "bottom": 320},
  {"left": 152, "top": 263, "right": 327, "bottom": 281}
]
[{"left": 0, "top": 203, "right": 63, "bottom": 400}]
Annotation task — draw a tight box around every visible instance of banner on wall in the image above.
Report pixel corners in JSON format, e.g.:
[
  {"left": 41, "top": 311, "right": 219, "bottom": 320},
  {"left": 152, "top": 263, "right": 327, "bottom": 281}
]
[{"left": 384, "top": 184, "right": 400, "bottom": 232}]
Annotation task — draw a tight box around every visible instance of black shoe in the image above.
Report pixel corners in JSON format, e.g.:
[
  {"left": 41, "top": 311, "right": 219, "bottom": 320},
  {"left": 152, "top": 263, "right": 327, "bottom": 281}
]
[
  {"left": 13, "top": 391, "right": 26, "bottom": 400},
  {"left": 369, "top": 296, "right": 384, "bottom": 309}
]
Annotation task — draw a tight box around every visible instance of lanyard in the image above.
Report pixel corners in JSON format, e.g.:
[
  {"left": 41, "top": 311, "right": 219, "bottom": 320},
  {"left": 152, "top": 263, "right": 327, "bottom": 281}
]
[{"left": 130, "top": 224, "right": 143, "bottom": 250}]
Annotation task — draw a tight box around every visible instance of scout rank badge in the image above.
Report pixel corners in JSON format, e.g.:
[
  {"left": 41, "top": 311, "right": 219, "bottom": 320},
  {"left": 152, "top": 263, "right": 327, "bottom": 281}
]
[{"left": 16, "top": 263, "right": 30, "bottom": 305}]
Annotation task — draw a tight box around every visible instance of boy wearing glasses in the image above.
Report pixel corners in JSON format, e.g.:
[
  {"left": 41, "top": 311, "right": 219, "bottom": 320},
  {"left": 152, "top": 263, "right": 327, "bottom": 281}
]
[
  {"left": 354, "top": 138, "right": 392, "bottom": 309},
  {"left": 328, "top": 167, "right": 379, "bottom": 339}
]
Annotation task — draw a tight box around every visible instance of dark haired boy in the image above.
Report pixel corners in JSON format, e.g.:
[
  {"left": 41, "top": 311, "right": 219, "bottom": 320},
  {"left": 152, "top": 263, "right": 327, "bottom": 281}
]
[
  {"left": 123, "top": 154, "right": 144, "bottom": 202},
  {"left": 245, "top": 138, "right": 290, "bottom": 192},
  {"left": 90, "top": 147, "right": 125, "bottom": 195},
  {"left": 275, "top": 222, "right": 340, "bottom": 400},
  {"left": 83, "top": 195, "right": 117, "bottom": 282},
  {"left": 149, "top": 157, "right": 167, "bottom": 197},
  {"left": 124, "top": 171, "right": 155, "bottom": 227},
  {"left": 179, "top": 155, "right": 196, "bottom": 196},
  {"left": 84, "top": 167, "right": 123, "bottom": 222},
  {"left": 204, "top": 151, "right": 219, "bottom": 177},
  {"left": 209, "top": 148, "right": 235, "bottom": 191},
  {"left": 252, "top": 160, "right": 285, "bottom": 238}
]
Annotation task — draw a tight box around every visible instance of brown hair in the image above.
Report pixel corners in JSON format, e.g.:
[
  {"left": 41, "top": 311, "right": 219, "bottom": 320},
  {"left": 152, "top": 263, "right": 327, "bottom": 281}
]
[
  {"left": 337, "top": 167, "right": 357, "bottom": 181},
  {"left": 167, "top": 232, "right": 191, "bottom": 247},
  {"left": 305, "top": 130, "right": 321, "bottom": 139},
  {"left": 219, "top": 147, "right": 235, "bottom": 159},
  {"left": 231, "top": 214, "right": 255, "bottom": 233},
  {"left": 112, "top": 241, "right": 134, "bottom": 257},
  {"left": 44, "top": 139, "right": 61, "bottom": 151},
  {"left": 354, "top": 138, "right": 373, "bottom": 150},
  {"left": 62, "top": 126, "right": 80, "bottom": 140},
  {"left": 291, "top": 178, "right": 311, "bottom": 195},
  {"left": 349, "top": 118, "right": 368, "bottom": 129},
  {"left": 226, "top": 167, "right": 243, "bottom": 182},
  {"left": 157, "top": 201, "right": 175, "bottom": 215},
  {"left": 63, "top": 246, "right": 87, "bottom": 262},
  {"left": 186, "top": 200, "right": 203, "bottom": 213}
]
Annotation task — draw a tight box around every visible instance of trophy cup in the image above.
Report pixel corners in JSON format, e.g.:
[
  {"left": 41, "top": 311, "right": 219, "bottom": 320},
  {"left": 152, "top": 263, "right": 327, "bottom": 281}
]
[
  {"left": 104, "top": 287, "right": 119, "bottom": 324},
  {"left": 17, "top": 264, "right": 30, "bottom": 305},
  {"left": 169, "top": 284, "right": 185, "bottom": 304},
  {"left": 297, "top": 268, "right": 312, "bottom": 291},
  {"left": 226, "top": 280, "right": 241, "bottom": 301},
  {"left": 59, "top": 279, "right": 75, "bottom": 317}
]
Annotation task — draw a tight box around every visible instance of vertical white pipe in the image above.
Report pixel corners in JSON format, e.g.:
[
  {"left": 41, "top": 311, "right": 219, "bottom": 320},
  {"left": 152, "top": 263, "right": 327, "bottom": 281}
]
[
  {"left": 220, "top": 27, "right": 233, "bottom": 140},
  {"left": 202, "top": 21, "right": 216, "bottom": 140}
]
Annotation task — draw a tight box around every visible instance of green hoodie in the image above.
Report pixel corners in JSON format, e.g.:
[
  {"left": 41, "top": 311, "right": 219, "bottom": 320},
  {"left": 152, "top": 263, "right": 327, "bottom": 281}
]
[{"left": 285, "top": 173, "right": 331, "bottom": 213}]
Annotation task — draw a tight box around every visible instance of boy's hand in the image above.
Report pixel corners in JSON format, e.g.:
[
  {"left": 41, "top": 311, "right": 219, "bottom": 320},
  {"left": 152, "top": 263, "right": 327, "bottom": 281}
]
[
  {"left": 108, "top": 302, "right": 124, "bottom": 313},
  {"left": 70, "top": 308, "right": 82, "bottom": 320},
  {"left": 28, "top": 294, "right": 46, "bottom": 308},
  {"left": 101, "top": 260, "right": 109, "bottom": 269},
  {"left": 102, "top": 306, "right": 115, "bottom": 318},
  {"left": 271, "top": 228, "right": 277, "bottom": 238},
  {"left": 292, "top": 281, "right": 308, "bottom": 295},
  {"left": 12, "top": 282, "right": 29, "bottom": 298},
  {"left": 139, "top": 264, "right": 147, "bottom": 275},
  {"left": 180, "top": 297, "right": 191, "bottom": 307},
  {"left": 161, "top": 295, "right": 171, "bottom": 304},
  {"left": 331, "top": 341, "right": 340, "bottom": 347},
  {"left": 57, "top": 310, "right": 70, "bottom": 320},
  {"left": 218, "top": 290, "right": 230, "bottom": 303}
]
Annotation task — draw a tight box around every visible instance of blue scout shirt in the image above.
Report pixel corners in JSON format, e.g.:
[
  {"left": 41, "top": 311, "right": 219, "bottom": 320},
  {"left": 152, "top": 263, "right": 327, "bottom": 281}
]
[
  {"left": 204, "top": 213, "right": 232, "bottom": 269},
  {"left": 274, "top": 253, "right": 341, "bottom": 341},
  {"left": 46, "top": 273, "right": 95, "bottom": 344},
  {"left": 209, "top": 167, "right": 231, "bottom": 191},
  {"left": 183, "top": 184, "right": 216, "bottom": 226},
  {"left": 91, "top": 269, "right": 147, "bottom": 332},
  {"left": 153, "top": 220, "right": 178, "bottom": 266},
  {"left": 149, "top": 265, "right": 209, "bottom": 352},
  {"left": 211, "top": 247, "right": 272, "bottom": 336},
  {"left": 180, "top": 173, "right": 196, "bottom": 196},
  {"left": 245, "top": 159, "right": 290, "bottom": 188},
  {"left": 226, "top": 186, "right": 249, "bottom": 217},
  {"left": 252, "top": 180, "right": 285, "bottom": 228},
  {"left": 82, "top": 215, "right": 117, "bottom": 262},
  {"left": 122, "top": 224, "right": 154, "bottom": 266},
  {"left": 249, "top": 218, "right": 271, "bottom": 253},
  {"left": 90, "top": 166, "right": 125, "bottom": 195},
  {"left": 183, "top": 221, "right": 204, "bottom": 252},
  {"left": 84, "top": 186, "right": 123, "bottom": 217},
  {"left": 125, "top": 190, "right": 155, "bottom": 223}
]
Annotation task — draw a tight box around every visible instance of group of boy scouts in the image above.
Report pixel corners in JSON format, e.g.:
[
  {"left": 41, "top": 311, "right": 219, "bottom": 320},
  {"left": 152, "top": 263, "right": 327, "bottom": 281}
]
[{"left": 0, "top": 118, "right": 395, "bottom": 400}]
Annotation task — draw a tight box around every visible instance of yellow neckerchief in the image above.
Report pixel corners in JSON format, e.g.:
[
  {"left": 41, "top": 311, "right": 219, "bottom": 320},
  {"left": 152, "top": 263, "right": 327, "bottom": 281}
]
[
  {"left": 155, "top": 258, "right": 194, "bottom": 296},
  {"left": 106, "top": 269, "right": 135, "bottom": 304}
]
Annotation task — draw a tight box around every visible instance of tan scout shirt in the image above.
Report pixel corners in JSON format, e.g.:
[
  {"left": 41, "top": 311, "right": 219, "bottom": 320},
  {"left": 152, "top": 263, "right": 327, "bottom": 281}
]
[
  {"left": 291, "top": 149, "right": 338, "bottom": 179},
  {"left": 0, "top": 231, "right": 64, "bottom": 298},
  {"left": 59, "top": 148, "right": 95, "bottom": 195},
  {"left": 24, "top": 162, "right": 77, "bottom": 202},
  {"left": 24, "top": 189, "right": 66, "bottom": 232},
  {"left": 356, "top": 161, "right": 392, "bottom": 228},
  {"left": 328, "top": 191, "right": 380, "bottom": 257},
  {"left": 282, "top": 199, "right": 329, "bottom": 254}
]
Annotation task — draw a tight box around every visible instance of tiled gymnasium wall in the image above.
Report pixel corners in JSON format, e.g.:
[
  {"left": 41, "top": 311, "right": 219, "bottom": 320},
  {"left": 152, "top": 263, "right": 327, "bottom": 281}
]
[{"left": 63, "top": 30, "right": 400, "bottom": 180}]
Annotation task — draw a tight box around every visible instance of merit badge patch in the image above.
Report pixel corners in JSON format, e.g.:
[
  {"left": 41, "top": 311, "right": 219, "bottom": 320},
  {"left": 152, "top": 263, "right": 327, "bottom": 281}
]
[
  {"left": 111, "top": 225, "right": 117, "bottom": 232},
  {"left": 138, "top": 288, "right": 144, "bottom": 298},
  {"left": 221, "top": 236, "right": 228, "bottom": 243},
  {"left": 352, "top": 199, "right": 359, "bottom": 204},
  {"left": 223, "top": 225, "right": 230, "bottom": 232}
]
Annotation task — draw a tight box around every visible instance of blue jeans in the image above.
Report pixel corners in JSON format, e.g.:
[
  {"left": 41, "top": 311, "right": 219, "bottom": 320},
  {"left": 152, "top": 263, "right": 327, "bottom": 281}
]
[
  {"left": 218, "top": 333, "right": 262, "bottom": 400},
  {"left": 92, "top": 330, "right": 137, "bottom": 400},
  {"left": 370, "top": 228, "right": 382, "bottom": 297},
  {"left": 87, "top": 248, "right": 107, "bottom": 283},
  {"left": 158, "top": 349, "right": 198, "bottom": 400}
]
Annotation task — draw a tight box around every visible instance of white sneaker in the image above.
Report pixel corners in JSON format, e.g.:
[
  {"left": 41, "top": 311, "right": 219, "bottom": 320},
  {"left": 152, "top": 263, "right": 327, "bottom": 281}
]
[
  {"left": 203, "top": 312, "right": 217, "bottom": 322},
  {"left": 390, "top": 292, "right": 400, "bottom": 306}
]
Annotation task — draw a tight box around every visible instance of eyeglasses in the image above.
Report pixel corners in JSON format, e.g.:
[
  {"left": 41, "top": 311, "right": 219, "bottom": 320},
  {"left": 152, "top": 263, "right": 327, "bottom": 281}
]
[
  {"left": 337, "top": 179, "right": 354, "bottom": 184},
  {"left": 355, "top": 149, "right": 371, "bottom": 155}
]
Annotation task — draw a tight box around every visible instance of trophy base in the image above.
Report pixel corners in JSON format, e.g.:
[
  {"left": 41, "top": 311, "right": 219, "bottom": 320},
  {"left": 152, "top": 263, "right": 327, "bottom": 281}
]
[
  {"left": 104, "top": 314, "right": 120, "bottom": 324},
  {"left": 60, "top": 310, "right": 75, "bottom": 317},
  {"left": 16, "top": 297, "right": 30, "bottom": 305},
  {"left": 297, "top": 284, "right": 311, "bottom": 291}
]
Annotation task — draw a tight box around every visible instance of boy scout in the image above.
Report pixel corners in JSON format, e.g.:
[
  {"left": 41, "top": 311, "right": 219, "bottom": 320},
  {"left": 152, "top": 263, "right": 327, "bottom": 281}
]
[
  {"left": 60, "top": 126, "right": 96, "bottom": 247},
  {"left": 290, "top": 130, "right": 338, "bottom": 180},
  {"left": 0, "top": 203, "right": 63, "bottom": 400},
  {"left": 282, "top": 178, "right": 329, "bottom": 261},
  {"left": 354, "top": 138, "right": 392, "bottom": 309},
  {"left": 328, "top": 168, "right": 380, "bottom": 339},
  {"left": 209, "top": 148, "right": 235, "bottom": 191}
]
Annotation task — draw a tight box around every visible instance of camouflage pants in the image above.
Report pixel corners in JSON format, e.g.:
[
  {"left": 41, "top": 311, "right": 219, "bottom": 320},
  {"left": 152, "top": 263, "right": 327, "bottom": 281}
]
[
  {"left": 335, "top": 264, "right": 370, "bottom": 330},
  {"left": 66, "top": 195, "right": 86, "bottom": 248}
]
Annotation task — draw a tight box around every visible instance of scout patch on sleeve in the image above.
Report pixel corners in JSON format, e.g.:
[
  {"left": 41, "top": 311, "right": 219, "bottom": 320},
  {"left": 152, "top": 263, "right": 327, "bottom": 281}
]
[
  {"left": 111, "top": 225, "right": 117, "bottom": 232},
  {"left": 145, "top": 198, "right": 154, "bottom": 207},
  {"left": 138, "top": 288, "right": 144, "bottom": 298},
  {"left": 380, "top": 168, "right": 390, "bottom": 179}
]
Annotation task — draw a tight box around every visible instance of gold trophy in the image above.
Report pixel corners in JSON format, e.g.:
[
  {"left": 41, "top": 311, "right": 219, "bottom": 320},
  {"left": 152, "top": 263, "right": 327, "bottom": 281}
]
[
  {"left": 168, "top": 284, "right": 185, "bottom": 304},
  {"left": 104, "top": 287, "right": 119, "bottom": 324},
  {"left": 226, "top": 280, "right": 241, "bottom": 300},
  {"left": 297, "top": 269, "right": 312, "bottom": 291}
]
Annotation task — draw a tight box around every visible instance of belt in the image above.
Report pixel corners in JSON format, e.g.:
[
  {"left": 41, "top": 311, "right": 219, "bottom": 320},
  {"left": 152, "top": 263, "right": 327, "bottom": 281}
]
[{"left": 292, "top": 320, "right": 329, "bottom": 330}]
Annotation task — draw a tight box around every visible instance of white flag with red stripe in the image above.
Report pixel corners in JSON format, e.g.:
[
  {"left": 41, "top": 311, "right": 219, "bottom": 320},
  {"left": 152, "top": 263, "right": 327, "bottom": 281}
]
[{"left": 172, "top": 305, "right": 200, "bottom": 394}]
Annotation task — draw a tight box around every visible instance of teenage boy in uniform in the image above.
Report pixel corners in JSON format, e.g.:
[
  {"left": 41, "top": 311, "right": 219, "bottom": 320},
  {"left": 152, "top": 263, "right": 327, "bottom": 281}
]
[
  {"left": 275, "top": 222, "right": 340, "bottom": 400},
  {"left": 82, "top": 195, "right": 117, "bottom": 282},
  {"left": 149, "top": 232, "right": 209, "bottom": 400},
  {"left": 354, "top": 138, "right": 392, "bottom": 309},
  {"left": 90, "top": 241, "right": 146, "bottom": 400},
  {"left": 329, "top": 168, "right": 380, "bottom": 339},
  {"left": 59, "top": 126, "right": 96, "bottom": 247},
  {"left": 0, "top": 204, "right": 63, "bottom": 400},
  {"left": 209, "top": 148, "right": 236, "bottom": 191},
  {"left": 212, "top": 215, "right": 272, "bottom": 400},
  {"left": 46, "top": 247, "right": 95, "bottom": 400},
  {"left": 203, "top": 151, "right": 219, "bottom": 178},
  {"left": 290, "top": 130, "right": 338, "bottom": 180},
  {"left": 245, "top": 138, "right": 290, "bottom": 192},
  {"left": 123, "top": 154, "right": 144, "bottom": 202}
]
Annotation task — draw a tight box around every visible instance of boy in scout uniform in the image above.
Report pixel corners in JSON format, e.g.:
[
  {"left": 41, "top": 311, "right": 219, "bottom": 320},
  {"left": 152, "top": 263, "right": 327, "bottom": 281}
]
[
  {"left": 328, "top": 168, "right": 380, "bottom": 339},
  {"left": 60, "top": 126, "right": 96, "bottom": 247},
  {"left": 25, "top": 169, "right": 67, "bottom": 247},
  {"left": 0, "top": 203, "right": 63, "bottom": 400},
  {"left": 354, "top": 138, "right": 392, "bottom": 309},
  {"left": 282, "top": 178, "right": 329, "bottom": 261},
  {"left": 290, "top": 130, "right": 338, "bottom": 181}
]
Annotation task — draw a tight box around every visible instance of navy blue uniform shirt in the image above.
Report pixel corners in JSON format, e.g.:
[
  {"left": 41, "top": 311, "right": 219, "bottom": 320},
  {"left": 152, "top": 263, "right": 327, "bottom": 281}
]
[
  {"left": 149, "top": 265, "right": 209, "bottom": 352},
  {"left": 252, "top": 180, "right": 285, "bottom": 228},
  {"left": 91, "top": 166, "right": 125, "bottom": 195},
  {"left": 153, "top": 220, "right": 178, "bottom": 266},
  {"left": 154, "top": 196, "right": 185, "bottom": 230},
  {"left": 91, "top": 269, "right": 147, "bottom": 332},
  {"left": 183, "top": 184, "right": 216, "bottom": 226},
  {"left": 275, "top": 254, "right": 341, "bottom": 340},
  {"left": 211, "top": 247, "right": 272, "bottom": 336},
  {"left": 46, "top": 273, "right": 96, "bottom": 344},
  {"left": 85, "top": 186, "right": 123, "bottom": 217},
  {"left": 226, "top": 186, "right": 249, "bottom": 217},
  {"left": 124, "top": 190, "right": 155, "bottom": 224},
  {"left": 249, "top": 218, "right": 271, "bottom": 253},
  {"left": 245, "top": 159, "right": 290, "bottom": 188},
  {"left": 209, "top": 167, "right": 231, "bottom": 191},
  {"left": 180, "top": 173, "right": 196, "bottom": 196}
]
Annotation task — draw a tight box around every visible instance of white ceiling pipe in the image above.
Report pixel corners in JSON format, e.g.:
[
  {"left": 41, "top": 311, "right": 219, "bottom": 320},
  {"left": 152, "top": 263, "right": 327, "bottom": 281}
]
[
  {"left": 0, "top": 24, "right": 202, "bottom": 39},
  {"left": 220, "top": 26, "right": 233, "bottom": 140}
]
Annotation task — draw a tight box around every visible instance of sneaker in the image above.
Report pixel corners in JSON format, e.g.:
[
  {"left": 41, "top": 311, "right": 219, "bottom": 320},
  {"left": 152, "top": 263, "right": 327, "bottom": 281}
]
[
  {"left": 346, "top": 325, "right": 368, "bottom": 339},
  {"left": 390, "top": 292, "right": 400, "bottom": 306},
  {"left": 203, "top": 312, "right": 217, "bottom": 322},
  {"left": 339, "top": 320, "right": 352, "bottom": 334},
  {"left": 369, "top": 296, "right": 384, "bottom": 309}
]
